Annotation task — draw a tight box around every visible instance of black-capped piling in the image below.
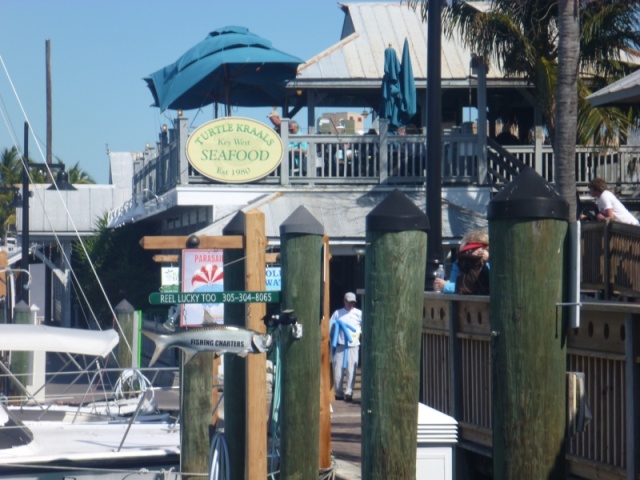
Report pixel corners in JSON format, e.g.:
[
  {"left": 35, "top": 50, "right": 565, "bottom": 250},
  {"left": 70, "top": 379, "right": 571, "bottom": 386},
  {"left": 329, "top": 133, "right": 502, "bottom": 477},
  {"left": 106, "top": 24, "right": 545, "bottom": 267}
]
[
  {"left": 488, "top": 167, "right": 568, "bottom": 480},
  {"left": 279, "top": 206, "right": 324, "bottom": 479},
  {"left": 362, "top": 190, "right": 429, "bottom": 479}
]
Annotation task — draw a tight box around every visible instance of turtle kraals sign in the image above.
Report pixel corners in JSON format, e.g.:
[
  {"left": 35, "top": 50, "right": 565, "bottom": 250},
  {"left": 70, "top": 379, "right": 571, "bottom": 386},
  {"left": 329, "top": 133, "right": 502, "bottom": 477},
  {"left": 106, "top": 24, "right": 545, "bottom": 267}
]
[{"left": 186, "top": 117, "right": 283, "bottom": 183}]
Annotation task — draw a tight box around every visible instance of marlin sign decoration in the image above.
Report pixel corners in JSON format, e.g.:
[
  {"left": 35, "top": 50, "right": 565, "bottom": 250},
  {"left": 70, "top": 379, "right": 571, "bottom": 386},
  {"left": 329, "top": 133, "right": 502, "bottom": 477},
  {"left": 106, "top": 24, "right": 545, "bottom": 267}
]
[{"left": 143, "top": 324, "right": 273, "bottom": 366}]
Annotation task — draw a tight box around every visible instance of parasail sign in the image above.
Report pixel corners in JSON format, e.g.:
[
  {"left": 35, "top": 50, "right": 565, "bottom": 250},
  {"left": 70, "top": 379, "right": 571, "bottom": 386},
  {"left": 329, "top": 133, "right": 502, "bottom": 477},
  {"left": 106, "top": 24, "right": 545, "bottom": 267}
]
[{"left": 181, "top": 249, "right": 224, "bottom": 327}]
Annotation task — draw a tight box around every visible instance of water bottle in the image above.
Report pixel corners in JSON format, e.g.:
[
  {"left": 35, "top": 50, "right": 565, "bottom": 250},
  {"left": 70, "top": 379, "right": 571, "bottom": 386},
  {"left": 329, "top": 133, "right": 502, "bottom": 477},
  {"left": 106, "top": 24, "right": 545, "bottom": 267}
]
[{"left": 435, "top": 264, "right": 445, "bottom": 280}]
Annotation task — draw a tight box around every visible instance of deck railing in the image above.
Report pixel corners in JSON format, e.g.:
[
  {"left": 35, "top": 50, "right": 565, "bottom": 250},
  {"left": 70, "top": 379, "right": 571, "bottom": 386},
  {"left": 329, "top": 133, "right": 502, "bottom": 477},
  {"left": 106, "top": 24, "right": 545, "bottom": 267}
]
[
  {"left": 422, "top": 294, "right": 639, "bottom": 479},
  {"left": 581, "top": 221, "right": 640, "bottom": 299},
  {"left": 131, "top": 117, "right": 640, "bottom": 198},
  {"left": 421, "top": 223, "right": 640, "bottom": 478}
]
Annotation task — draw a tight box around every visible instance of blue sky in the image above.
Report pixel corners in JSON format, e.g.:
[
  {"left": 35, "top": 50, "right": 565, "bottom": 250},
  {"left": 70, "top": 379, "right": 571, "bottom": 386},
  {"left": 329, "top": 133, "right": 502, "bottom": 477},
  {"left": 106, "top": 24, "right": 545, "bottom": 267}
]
[{"left": 0, "top": 0, "right": 383, "bottom": 184}]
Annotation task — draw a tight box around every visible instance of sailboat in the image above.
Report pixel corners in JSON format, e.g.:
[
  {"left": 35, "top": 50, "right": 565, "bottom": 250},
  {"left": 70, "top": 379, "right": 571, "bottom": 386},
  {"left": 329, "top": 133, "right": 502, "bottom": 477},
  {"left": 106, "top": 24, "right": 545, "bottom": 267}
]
[{"left": 0, "top": 323, "right": 181, "bottom": 479}]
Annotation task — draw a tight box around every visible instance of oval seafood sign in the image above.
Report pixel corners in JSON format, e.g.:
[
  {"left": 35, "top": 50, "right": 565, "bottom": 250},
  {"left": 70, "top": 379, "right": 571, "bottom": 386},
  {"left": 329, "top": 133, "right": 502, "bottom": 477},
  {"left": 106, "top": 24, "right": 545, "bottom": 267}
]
[{"left": 186, "top": 117, "right": 283, "bottom": 183}]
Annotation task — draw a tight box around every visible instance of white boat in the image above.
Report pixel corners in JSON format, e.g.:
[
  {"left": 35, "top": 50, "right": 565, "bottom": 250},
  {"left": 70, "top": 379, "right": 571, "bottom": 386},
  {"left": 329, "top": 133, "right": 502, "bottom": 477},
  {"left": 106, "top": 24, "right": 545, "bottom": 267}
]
[
  {"left": 0, "top": 403, "right": 180, "bottom": 478},
  {"left": 0, "top": 323, "right": 181, "bottom": 478}
]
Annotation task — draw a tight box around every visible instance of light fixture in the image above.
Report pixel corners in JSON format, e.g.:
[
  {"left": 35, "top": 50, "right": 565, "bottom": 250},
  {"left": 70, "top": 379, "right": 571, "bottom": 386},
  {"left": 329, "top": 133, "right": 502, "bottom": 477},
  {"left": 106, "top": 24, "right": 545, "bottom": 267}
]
[
  {"left": 177, "top": 110, "right": 183, "bottom": 117},
  {"left": 352, "top": 246, "right": 366, "bottom": 256},
  {"left": 47, "top": 170, "right": 77, "bottom": 191},
  {"left": 162, "top": 124, "right": 168, "bottom": 132}
]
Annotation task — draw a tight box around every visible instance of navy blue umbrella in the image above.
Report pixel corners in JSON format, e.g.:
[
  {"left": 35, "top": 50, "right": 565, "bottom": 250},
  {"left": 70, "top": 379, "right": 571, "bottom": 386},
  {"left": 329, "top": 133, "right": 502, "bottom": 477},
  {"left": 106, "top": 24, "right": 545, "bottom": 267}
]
[
  {"left": 145, "top": 26, "right": 303, "bottom": 112},
  {"left": 378, "top": 45, "right": 402, "bottom": 129}
]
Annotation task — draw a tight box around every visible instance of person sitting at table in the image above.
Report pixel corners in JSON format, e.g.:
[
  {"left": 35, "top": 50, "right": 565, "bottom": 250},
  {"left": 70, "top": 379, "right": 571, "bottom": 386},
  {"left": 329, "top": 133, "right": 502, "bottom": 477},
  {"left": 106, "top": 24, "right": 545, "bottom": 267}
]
[{"left": 288, "top": 120, "right": 307, "bottom": 175}]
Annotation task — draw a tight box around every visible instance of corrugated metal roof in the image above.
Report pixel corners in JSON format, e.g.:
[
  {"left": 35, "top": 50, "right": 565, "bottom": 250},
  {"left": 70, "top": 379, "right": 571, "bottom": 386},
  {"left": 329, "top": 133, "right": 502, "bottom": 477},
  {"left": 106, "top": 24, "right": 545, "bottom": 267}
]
[
  {"left": 196, "top": 189, "right": 487, "bottom": 243},
  {"left": 587, "top": 67, "right": 640, "bottom": 106},
  {"left": 19, "top": 184, "right": 130, "bottom": 239},
  {"left": 296, "top": 2, "right": 508, "bottom": 85}
]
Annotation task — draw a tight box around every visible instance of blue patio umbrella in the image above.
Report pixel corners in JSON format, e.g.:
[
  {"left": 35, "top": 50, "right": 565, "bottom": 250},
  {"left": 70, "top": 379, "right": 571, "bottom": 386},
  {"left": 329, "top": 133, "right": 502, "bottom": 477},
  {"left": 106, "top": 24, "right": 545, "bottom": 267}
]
[
  {"left": 145, "top": 26, "right": 303, "bottom": 112},
  {"left": 399, "top": 38, "right": 417, "bottom": 125},
  {"left": 378, "top": 45, "right": 402, "bottom": 129}
]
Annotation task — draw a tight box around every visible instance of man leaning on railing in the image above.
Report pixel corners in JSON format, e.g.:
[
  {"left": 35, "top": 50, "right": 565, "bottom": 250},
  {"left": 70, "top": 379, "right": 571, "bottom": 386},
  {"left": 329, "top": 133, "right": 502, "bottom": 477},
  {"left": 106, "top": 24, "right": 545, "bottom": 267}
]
[{"left": 581, "top": 177, "right": 639, "bottom": 225}]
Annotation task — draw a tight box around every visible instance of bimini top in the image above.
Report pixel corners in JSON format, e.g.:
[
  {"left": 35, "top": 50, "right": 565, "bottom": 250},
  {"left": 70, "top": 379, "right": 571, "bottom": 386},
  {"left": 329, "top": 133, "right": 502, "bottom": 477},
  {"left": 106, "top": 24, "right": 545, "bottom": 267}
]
[{"left": 0, "top": 324, "right": 119, "bottom": 358}]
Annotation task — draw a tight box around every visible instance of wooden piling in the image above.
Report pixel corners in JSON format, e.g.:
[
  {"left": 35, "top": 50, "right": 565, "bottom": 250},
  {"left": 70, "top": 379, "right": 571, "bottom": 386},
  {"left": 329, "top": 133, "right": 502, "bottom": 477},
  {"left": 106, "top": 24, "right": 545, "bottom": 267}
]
[
  {"left": 180, "top": 236, "right": 213, "bottom": 480},
  {"left": 488, "top": 167, "right": 568, "bottom": 480},
  {"left": 181, "top": 350, "right": 213, "bottom": 479},
  {"left": 222, "top": 212, "right": 248, "bottom": 479},
  {"left": 319, "top": 235, "right": 332, "bottom": 469},
  {"left": 115, "top": 300, "right": 135, "bottom": 370},
  {"left": 361, "top": 190, "right": 429, "bottom": 480},
  {"left": 279, "top": 206, "right": 324, "bottom": 479}
]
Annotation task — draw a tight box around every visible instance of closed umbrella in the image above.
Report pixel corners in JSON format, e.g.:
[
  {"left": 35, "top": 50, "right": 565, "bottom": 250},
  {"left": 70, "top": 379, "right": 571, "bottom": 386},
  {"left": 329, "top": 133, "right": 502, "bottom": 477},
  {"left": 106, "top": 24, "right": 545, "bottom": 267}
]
[
  {"left": 399, "top": 38, "right": 417, "bottom": 125},
  {"left": 378, "top": 45, "right": 402, "bottom": 129},
  {"left": 145, "top": 26, "right": 303, "bottom": 113}
]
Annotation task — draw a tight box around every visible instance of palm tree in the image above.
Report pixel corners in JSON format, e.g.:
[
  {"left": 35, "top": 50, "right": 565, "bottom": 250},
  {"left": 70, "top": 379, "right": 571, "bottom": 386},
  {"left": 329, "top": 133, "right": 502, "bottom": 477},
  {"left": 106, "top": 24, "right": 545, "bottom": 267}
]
[
  {"left": 67, "top": 161, "right": 95, "bottom": 184},
  {"left": 408, "top": 0, "right": 640, "bottom": 220},
  {"left": 0, "top": 147, "right": 23, "bottom": 185},
  {"left": 71, "top": 214, "right": 158, "bottom": 328},
  {"left": 555, "top": 0, "right": 580, "bottom": 219},
  {"left": 407, "top": 0, "right": 640, "bottom": 146},
  {"left": 0, "top": 147, "right": 23, "bottom": 237}
]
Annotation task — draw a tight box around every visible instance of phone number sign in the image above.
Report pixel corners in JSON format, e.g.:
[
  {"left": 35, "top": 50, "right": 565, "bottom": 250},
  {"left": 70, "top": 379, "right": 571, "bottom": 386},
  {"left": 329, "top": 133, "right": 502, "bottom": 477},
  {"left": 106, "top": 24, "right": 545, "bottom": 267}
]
[{"left": 149, "top": 291, "right": 280, "bottom": 305}]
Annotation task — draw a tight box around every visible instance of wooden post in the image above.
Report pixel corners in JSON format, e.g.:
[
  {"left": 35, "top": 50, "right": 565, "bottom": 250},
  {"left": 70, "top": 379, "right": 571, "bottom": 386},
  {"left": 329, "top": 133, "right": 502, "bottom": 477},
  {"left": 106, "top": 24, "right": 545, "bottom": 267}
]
[
  {"left": 221, "top": 210, "right": 268, "bottom": 479},
  {"left": 139, "top": 231, "right": 266, "bottom": 478},
  {"left": 279, "top": 206, "right": 324, "bottom": 479},
  {"left": 180, "top": 235, "right": 213, "bottom": 480},
  {"left": 245, "top": 210, "right": 268, "bottom": 479},
  {"left": 115, "top": 300, "right": 135, "bottom": 370},
  {"left": 488, "top": 167, "right": 568, "bottom": 480},
  {"left": 319, "top": 235, "right": 332, "bottom": 469},
  {"left": 181, "top": 350, "right": 213, "bottom": 479},
  {"left": 222, "top": 212, "right": 248, "bottom": 479},
  {"left": 361, "top": 190, "right": 429, "bottom": 480}
]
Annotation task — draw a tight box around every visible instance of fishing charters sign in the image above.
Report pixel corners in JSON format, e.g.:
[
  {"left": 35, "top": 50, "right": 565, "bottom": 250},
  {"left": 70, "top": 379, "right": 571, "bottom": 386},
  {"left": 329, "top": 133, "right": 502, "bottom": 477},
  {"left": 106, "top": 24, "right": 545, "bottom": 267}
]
[{"left": 186, "top": 117, "right": 284, "bottom": 183}]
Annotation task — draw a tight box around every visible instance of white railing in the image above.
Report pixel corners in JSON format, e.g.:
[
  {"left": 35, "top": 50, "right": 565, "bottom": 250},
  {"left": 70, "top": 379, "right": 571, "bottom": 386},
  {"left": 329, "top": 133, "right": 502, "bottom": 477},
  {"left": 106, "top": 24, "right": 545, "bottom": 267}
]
[{"left": 129, "top": 118, "right": 640, "bottom": 196}]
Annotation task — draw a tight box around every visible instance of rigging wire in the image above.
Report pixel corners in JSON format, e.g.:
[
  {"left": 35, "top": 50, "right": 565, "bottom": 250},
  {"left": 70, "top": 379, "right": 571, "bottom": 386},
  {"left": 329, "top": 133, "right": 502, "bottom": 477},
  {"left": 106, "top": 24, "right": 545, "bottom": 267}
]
[{"left": 0, "top": 53, "right": 131, "bottom": 354}]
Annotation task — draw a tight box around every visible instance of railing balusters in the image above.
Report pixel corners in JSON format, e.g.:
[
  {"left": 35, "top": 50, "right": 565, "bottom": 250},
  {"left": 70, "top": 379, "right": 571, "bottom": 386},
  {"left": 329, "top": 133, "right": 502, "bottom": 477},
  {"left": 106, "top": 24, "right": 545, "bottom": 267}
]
[{"left": 423, "top": 295, "right": 633, "bottom": 476}]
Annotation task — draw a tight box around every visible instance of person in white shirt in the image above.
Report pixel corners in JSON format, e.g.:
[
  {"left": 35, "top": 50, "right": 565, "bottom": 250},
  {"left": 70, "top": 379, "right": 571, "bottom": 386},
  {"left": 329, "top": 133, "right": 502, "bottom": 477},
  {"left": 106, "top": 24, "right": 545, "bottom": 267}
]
[
  {"left": 330, "top": 292, "right": 362, "bottom": 402},
  {"left": 584, "top": 178, "right": 639, "bottom": 225}
]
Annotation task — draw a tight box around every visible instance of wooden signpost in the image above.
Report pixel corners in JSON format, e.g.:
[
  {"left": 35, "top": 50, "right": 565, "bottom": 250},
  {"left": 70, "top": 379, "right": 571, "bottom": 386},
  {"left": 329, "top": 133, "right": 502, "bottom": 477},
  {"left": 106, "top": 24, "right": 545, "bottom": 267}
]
[
  {"left": 143, "top": 208, "right": 332, "bottom": 479},
  {"left": 141, "top": 210, "right": 269, "bottom": 479}
]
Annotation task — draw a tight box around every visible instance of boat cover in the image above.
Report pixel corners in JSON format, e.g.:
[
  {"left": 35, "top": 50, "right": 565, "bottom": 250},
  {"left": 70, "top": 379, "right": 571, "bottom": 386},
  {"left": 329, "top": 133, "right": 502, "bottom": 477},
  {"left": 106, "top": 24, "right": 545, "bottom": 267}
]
[{"left": 0, "top": 324, "right": 119, "bottom": 357}]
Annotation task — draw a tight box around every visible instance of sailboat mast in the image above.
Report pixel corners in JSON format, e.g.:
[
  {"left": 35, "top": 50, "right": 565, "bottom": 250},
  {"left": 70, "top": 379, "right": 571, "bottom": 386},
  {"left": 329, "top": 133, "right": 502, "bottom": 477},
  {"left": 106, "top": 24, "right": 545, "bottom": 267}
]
[{"left": 46, "top": 39, "right": 52, "bottom": 177}]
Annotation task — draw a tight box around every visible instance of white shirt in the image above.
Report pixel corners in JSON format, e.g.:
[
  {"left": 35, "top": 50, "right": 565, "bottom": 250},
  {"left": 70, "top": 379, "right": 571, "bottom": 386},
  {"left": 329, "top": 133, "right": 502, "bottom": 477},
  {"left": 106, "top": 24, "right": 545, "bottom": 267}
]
[
  {"left": 330, "top": 306, "right": 362, "bottom": 347},
  {"left": 597, "top": 190, "right": 639, "bottom": 225}
]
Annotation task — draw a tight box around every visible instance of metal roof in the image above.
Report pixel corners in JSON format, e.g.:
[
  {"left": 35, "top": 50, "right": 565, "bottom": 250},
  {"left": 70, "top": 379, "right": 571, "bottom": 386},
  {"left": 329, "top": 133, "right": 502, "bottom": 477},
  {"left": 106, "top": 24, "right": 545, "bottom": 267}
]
[
  {"left": 18, "top": 152, "right": 133, "bottom": 241},
  {"left": 295, "top": 2, "right": 511, "bottom": 88},
  {"left": 587, "top": 67, "right": 640, "bottom": 106},
  {"left": 195, "top": 188, "right": 487, "bottom": 246},
  {"left": 18, "top": 184, "right": 130, "bottom": 240}
]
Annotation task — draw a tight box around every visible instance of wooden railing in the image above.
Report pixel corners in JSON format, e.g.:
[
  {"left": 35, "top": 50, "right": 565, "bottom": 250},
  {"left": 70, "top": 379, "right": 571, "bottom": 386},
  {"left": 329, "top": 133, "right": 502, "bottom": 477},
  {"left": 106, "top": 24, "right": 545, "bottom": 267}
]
[
  {"left": 581, "top": 221, "right": 640, "bottom": 299},
  {"left": 422, "top": 293, "right": 640, "bottom": 479}
]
